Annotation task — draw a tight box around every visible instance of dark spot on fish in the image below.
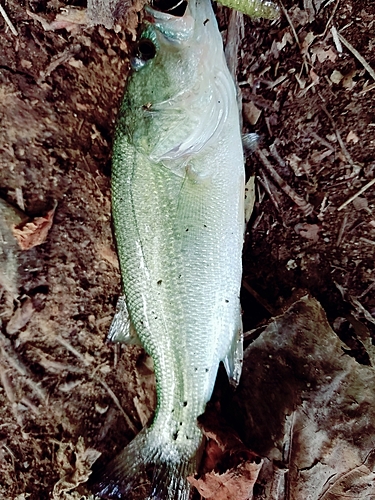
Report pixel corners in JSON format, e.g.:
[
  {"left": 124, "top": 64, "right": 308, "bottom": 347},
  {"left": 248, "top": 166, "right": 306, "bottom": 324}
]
[
  {"left": 173, "top": 431, "right": 178, "bottom": 440},
  {"left": 194, "top": 367, "right": 198, "bottom": 372},
  {"left": 203, "top": 224, "right": 207, "bottom": 228},
  {"left": 218, "top": 100, "right": 221, "bottom": 104},
  {"left": 203, "top": 18, "right": 209, "bottom": 25},
  {"left": 205, "top": 368, "right": 209, "bottom": 372},
  {"left": 183, "top": 401, "right": 187, "bottom": 407},
  {"left": 180, "top": 422, "right": 183, "bottom": 426},
  {"left": 157, "top": 280, "right": 162, "bottom": 285},
  {"left": 225, "top": 299, "right": 229, "bottom": 303},
  {"left": 154, "top": 316, "right": 158, "bottom": 319},
  {"left": 178, "top": 274, "right": 182, "bottom": 279},
  {"left": 185, "top": 228, "right": 189, "bottom": 232}
]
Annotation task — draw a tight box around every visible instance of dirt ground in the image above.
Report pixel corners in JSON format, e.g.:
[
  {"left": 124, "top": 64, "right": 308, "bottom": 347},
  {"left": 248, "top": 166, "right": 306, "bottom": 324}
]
[{"left": 0, "top": 0, "right": 374, "bottom": 499}]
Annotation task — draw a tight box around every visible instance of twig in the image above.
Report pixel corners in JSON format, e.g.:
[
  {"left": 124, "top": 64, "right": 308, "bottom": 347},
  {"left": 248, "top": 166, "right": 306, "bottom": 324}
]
[
  {"left": 242, "top": 280, "right": 277, "bottom": 316},
  {"left": 337, "top": 177, "right": 375, "bottom": 211},
  {"left": 257, "top": 172, "right": 281, "bottom": 212},
  {"left": 360, "top": 237, "right": 375, "bottom": 246},
  {"left": 279, "top": 0, "right": 300, "bottom": 49},
  {"left": 359, "top": 82, "right": 375, "bottom": 95},
  {"left": 0, "top": 366, "right": 16, "bottom": 404},
  {"left": 358, "top": 281, "right": 375, "bottom": 300},
  {"left": 257, "top": 149, "right": 314, "bottom": 216},
  {"left": 97, "top": 378, "right": 138, "bottom": 434},
  {"left": 0, "top": 4, "right": 18, "bottom": 36},
  {"left": 336, "top": 214, "right": 348, "bottom": 246},
  {"left": 309, "top": 131, "right": 335, "bottom": 151},
  {"left": 269, "top": 141, "right": 286, "bottom": 168},
  {"left": 225, "top": 9, "right": 244, "bottom": 120},
  {"left": 319, "top": 102, "right": 356, "bottom": 168},
  {"left": 338, "top": 32, "right": 375, "bottom": 82},
  {"left": 331, "top": 26, "right": 342, "bottom": 53},
  {"left": 316, "top": 0, "right": 340, "bottom": 39},
  {"left": 0, "top": 332, "right": 47, "bottom": 402},
  {"left": 55, "top": 335, "right": 90, "bottom": 366}
]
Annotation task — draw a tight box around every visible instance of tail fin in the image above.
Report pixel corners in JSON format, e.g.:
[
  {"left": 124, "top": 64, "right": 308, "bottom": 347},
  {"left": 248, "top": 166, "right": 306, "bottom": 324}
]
[{"left": 92, "top": 428, "right": 199, "bottom": 499}]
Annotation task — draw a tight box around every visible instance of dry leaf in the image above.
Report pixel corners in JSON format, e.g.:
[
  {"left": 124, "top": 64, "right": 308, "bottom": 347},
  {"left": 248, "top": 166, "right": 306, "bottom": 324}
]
[
  {"left": 286, "top": 153, "right": 303, "bottom": 176},
  {"left": 233, "top": 296, "right": 375, "bottom": 500},
  {"left": 346, "top": 130, "right": 359, "bottom": 144},
  {"left": 6, "top": 297, "right": 35, "bottom": 335},
  {"left": 245, "top": 176, "right": 256, "bottom": 224},
  {"left": 294, "top": 223, "right": 321, "bottom": 242},
  {"left": 188, "top": 407, "right": 262, "bottom": 500},
  {"left": 312, "top": 46, "right": 337, "bottom": 63},
  {"left": 243, "top": 101, "right": 262, "bottom": 126},
  {"left": 53, "top": 437, "right": 101, "bottom": 499},
  {"left": 189, "top": 461, "right": 262, "bottom": 500},
  {"left": 330, "top": 70, "right": 344, "bottom": 84},
  {"left": 27, "top": 8, "right": 88, "bottom": 33},
  {"left": 352, "top": 196, "right": 368, "bottom": 212},
  {"left": 342, "top": 70, "right": 357, "bottom": 90},
  {"left": 12, "top": 206, "right": 56, "bottom": 250}
]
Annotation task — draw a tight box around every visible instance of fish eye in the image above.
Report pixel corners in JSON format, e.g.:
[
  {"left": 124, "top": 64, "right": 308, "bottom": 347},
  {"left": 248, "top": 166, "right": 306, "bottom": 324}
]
[
  {"left": 151, "top": 0, "right": 188, "bottom": 17},
  {"left": 137, "top": 39, "right": 157, "bottom": 61}
]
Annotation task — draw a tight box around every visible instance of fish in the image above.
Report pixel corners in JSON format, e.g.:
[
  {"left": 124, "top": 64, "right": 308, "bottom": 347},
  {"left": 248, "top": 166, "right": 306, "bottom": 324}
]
[{"left": 93, "top": 0, "right": 246, "bottom": 498}]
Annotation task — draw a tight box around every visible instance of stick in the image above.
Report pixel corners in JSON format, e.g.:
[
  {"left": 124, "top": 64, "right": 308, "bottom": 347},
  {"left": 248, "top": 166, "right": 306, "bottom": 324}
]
[
  {"left": 337, "top": 177, "right": 375, "bottom": 211},
  {"left": 338, "top": 32, "right": 375, "bottom": 82},
  {"left": 97, "top": 378, "right": 138, "bottom": 434},
  {"left": 279, "top": 0, "right": 300, "bottom": 49},
  {"left": 0, "top": 4, "right": 18, "bottom": 36},
  {"left": 242, "top": 280, "right": 277, "bottom": 316},
  {"left": 257, "top": 149, "right": 314, "bottom": 216},
  {"left": 0, "top": 332, "right": 47, "bottom": 402}
]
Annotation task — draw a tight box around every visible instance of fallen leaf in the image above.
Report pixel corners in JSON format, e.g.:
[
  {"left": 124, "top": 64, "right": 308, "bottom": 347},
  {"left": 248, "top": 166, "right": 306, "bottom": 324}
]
[
  {"left": 189, "top": 461, "right": 262, "bottom": 500},
  {"left": 312, "top": 46, "right": 337, "bottom": 63},
  {"left": 27, "top": 8, "right": 88, "bottom": 33},
  {"left": 294, "top": 223, "right": 321, "bottom": 243},
  {"left": 6, "top": 297, "right": 35, "bottom": 335},
  {"left": 53, "top": 437, "right": 101, "bottom": 499},
  {"left": 286, "top": 153, "right": 303, "bottom": 176},
  {"left": 233, "top": 296, "right": 375, "bottom": 500},
  {"left": 245, "top": 176, "right": 256, "bottom": 224},
  {"left": 330, "top": 70, "right": 344, "bottom": 84},
  {"left": 243, "top": 101, "right": 262, "bottom": 126},
  {"left": 346, "top": 130, "right": 359, "bottom": 144},
  {"left": 342, "top": 70, "right": 357, "bottom": 90},
  {"left": 12, "top": 206, "right": 56, "bottom": 250},
  {"left": 352, "top": 196, "right": 368, "bottom": 212}
]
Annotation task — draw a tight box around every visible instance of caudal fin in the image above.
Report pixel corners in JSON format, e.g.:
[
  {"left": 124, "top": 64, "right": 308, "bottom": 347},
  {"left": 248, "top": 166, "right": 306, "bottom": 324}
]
[{"left": 92, "top": 428, "right": 199, "bottom": 500}]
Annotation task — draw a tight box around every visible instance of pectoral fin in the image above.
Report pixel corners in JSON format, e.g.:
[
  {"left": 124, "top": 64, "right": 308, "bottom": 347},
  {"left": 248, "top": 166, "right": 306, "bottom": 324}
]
[
  {"left": 107, "top": 295, "right": 141, "bottom": 345},
  {"left": 223, "top": 320, "right": 243, "bottom": 387}
]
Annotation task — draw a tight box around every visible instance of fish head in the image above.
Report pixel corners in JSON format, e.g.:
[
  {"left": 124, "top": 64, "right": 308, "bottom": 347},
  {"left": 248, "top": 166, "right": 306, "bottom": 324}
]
[{"left": 121, "top": 0, "right": 237, "bottom": 165}]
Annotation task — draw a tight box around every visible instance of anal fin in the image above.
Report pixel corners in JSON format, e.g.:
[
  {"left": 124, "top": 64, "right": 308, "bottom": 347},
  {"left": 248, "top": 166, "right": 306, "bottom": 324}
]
[
  {"left": 223, "top": 319, "right": 243, "bottom": 387},
  {"left": 107, "top": 294, "right": 141, "bottom": 345}
]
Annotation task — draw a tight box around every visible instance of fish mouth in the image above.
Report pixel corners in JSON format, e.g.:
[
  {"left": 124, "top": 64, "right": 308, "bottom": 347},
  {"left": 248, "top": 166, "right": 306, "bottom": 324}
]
[
  {"left": 144, "top": 0, "right": 195, "bottom": 43},
  {"left": 151, "top": 0, "right": 188, "bottom": 17}
]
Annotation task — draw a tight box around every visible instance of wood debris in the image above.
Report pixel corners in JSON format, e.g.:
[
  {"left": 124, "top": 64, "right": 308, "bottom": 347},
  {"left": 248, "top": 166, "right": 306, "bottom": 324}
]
[{"left": 12, "top": 205, "right": 56, "bottom": 250}]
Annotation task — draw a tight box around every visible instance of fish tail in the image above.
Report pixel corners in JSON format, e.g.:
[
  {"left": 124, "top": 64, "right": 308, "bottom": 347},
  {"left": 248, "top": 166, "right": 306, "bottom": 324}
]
[{"left": 92, "top": 427, "right": 198, "bottom": 499}]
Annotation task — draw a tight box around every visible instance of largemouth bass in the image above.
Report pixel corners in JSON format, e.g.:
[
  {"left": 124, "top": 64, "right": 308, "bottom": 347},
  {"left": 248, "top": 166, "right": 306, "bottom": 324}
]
[{"left": 94, "top": 0, "right": 246, "bottom": 498}]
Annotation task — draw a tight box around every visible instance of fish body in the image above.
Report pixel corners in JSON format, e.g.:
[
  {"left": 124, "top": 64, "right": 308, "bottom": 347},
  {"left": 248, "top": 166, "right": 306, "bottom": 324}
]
[{"left": 95, "top": 0, "right": 244, "bottom": 498}]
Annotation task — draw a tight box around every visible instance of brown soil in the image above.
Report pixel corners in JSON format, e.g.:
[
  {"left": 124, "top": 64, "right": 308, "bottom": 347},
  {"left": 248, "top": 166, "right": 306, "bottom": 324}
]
[{"left": 0, "top": 0, "right": 374, "bottom": 499}]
